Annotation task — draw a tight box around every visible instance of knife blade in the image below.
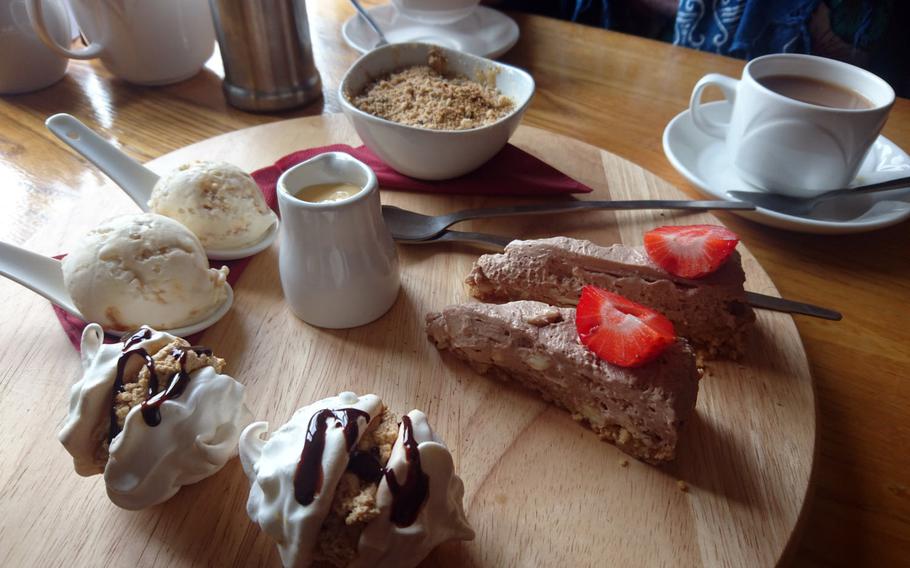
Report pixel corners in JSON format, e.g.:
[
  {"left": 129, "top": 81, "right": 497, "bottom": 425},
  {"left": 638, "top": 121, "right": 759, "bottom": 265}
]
[{"left": 744, "top": 291, "right": 842, "bottom": 321}]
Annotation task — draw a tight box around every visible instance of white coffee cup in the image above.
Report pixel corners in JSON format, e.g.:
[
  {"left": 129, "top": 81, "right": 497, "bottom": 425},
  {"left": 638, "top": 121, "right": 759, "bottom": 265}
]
[
  {"left": 0, "top": 0, "right": 70, "bottom": 94},
  {"left": 391, "top": 0, "right": 480, "bottom": 25},
  {"left": 689, "top": 54, "right": 895, "bottom": 197},
  {"left": 276, "top": 152, "right": 400, "bottom": 329},
  {"left": 28, "top": 0, "right": 215, "bottom": 86}
]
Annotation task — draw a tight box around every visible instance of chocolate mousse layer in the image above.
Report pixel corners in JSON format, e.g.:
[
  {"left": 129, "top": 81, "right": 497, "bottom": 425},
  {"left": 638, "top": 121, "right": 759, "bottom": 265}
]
[
  {"left": 465, "top": 237, "right": 755, "bottom": 358},
  {"left": 426, "top": 301, "right": 699, "bottom": 464}
]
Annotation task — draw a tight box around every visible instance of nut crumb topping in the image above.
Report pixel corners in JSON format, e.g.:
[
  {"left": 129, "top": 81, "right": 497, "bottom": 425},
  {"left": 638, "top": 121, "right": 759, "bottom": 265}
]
[
  {"left": 349, "top": 47, "right": 514, "bottom": 130},
  {"left": 94, "top": 338, "right": 224, "bottom": 465},
  {"left": 524, "top": 307, "right": 564, "bottom": 327}
]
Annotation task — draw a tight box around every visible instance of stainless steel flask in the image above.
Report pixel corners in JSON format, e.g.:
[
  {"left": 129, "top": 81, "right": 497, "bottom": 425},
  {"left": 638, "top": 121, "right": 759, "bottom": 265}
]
[{"left": 209, "top": 0, "right": 322, "bottom": 111}]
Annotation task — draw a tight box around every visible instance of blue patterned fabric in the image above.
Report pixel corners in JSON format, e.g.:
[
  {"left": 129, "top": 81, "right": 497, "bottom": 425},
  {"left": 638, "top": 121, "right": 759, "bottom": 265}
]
[
  {"left": 501, "top": 0, "right": 906, "bottom": 96},
  {"left": 672, "top": 0, "right": 824, "bottom": 57}
]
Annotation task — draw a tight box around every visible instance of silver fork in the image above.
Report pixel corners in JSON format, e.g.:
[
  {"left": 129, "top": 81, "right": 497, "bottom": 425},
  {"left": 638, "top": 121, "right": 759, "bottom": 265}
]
[
  {"left": 382, "top": 200, "right": 755, "bottom": 241},
  {"left": 393, "top": 229, "right": 842, "bottom": 321},
  {"left": 727, "top": 175, "right": 910, "bottom": 217}
]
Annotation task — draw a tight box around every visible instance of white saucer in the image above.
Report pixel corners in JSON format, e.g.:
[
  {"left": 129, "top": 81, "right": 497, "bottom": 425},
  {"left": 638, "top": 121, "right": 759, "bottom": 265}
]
[
  {"left": 662, "top": 101, "right": 910, "bottom": 234},
  {"left": 342, "top": 5, "right": 520, "bottom": 59}
]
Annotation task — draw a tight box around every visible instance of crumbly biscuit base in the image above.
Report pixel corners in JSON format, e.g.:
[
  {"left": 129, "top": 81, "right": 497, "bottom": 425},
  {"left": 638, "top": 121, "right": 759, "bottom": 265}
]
[
  {"left": 94, "top": 339, "right": 225, "bottom": 466},
  {"left": 314, "top": 407, "right": 400, "bottom": 567}
]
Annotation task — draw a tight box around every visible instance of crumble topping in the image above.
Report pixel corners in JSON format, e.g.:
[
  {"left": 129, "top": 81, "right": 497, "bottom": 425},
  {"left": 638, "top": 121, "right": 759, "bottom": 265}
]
[
  {"left": 349, "top": 47, "right": 514, "bottom": 130},
  {"left": 524, "top": 307, "right": 564, "bottom": 327}
]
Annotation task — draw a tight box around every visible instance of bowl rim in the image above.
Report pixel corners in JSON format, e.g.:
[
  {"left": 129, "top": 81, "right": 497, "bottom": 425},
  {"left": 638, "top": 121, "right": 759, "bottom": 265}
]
[{"left": 338, "top": 42, "right": 535, "bottom": 135}]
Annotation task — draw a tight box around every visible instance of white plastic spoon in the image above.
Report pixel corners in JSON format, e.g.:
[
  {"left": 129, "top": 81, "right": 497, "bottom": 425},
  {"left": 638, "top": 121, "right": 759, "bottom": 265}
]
[
  {"left": 44, "top": 113, "right": 279, "bottom": 261},
  {"left": 0, "top": 241, "right": 233, "bottom": 338}
]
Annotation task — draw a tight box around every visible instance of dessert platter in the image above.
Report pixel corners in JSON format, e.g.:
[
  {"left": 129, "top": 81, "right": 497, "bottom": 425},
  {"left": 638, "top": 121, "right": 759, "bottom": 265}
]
[
  {"left": 0, "top": 47, "right": 816, "bottom": 567},
  {"left": 0, "top": 113, "right": 815, "bottom": 567}
]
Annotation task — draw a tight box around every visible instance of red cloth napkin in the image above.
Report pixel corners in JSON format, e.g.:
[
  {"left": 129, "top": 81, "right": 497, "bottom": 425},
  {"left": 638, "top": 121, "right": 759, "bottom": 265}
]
[
  {"left": 252, "top": 144, "right": 592, "bottom": 196},
  {"left": 54, "top": 142, "right": 589, "bottom": 349}
]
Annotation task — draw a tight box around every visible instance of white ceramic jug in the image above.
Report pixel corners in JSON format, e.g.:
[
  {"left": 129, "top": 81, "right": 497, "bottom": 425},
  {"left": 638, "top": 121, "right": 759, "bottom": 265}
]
[
  {"left": 28, "top": 0, "right": 214, "bottom": 85},
  {"left": 276, "top": 152, "right": 400, "bottom": 329},
  {"left": 0, "top": 0, "right": 70, "bottom": 94}
]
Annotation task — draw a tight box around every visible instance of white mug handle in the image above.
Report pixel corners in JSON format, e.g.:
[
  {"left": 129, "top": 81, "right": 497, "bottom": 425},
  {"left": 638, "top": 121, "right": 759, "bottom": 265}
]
[
  {"left": 27, "top": 0, "right": 104, "bottom": 59},
  {"left": 689, "top": 73, "right": 739, "bottom": 138}
]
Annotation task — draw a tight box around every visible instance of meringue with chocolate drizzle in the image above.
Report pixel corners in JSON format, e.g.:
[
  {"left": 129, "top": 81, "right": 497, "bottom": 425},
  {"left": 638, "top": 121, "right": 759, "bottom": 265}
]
[
  {"left": 58, "top": 324, "right": 252, "bottom": 510},
  {"left": 239, "top": 392, "right": 474, "bottom": 568}
]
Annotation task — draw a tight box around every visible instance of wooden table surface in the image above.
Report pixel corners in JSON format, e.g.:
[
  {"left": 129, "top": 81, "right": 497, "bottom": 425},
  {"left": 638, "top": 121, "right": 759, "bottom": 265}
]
[{"left": 0, "top": 2, "right": 907, "bottom": 566}]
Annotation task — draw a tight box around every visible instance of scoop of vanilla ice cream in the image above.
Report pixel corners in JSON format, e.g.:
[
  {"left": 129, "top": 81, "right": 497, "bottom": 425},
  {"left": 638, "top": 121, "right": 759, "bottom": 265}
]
[
  {"left": 58, "top": 324, "right": 253, "bottom": 510},
  {"left": 148, "top": 160, "right": 277, "bottom": 249},
  {"left": 61, "top": 213, "right": 229, "bottom": 331},
  {"left": 240, "top": 393, "right": 474, "bottom": 568}
]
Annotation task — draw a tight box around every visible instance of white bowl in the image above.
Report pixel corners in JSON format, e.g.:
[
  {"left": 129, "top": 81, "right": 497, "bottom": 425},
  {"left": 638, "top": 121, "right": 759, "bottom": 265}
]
[{"left": 338, "top": 42, "right": 535, "bottom": 180}]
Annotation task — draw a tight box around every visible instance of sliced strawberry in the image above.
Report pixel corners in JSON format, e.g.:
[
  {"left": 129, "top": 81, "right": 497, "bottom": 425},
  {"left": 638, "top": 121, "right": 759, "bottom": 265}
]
[
  {"left": 643, "top": 224, "right": 739, "bottom": 279},
  {"left": 575, "top": 285, "right": 676, "bottom": 367}
]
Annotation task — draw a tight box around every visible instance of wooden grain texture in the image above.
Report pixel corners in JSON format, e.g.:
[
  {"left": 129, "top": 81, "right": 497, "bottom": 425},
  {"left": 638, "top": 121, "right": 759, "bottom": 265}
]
[
  {"left": 0, "top": 114, "right": 814, "bottom": 567},
  {"left": 0, "top": 2, "right": 908, "bottom": 566}
]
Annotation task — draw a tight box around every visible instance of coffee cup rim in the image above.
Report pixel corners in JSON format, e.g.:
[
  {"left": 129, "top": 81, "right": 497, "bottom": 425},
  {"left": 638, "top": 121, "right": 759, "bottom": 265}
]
[{"left": 743, "top": 53, "right": 895, "bottom": 114}]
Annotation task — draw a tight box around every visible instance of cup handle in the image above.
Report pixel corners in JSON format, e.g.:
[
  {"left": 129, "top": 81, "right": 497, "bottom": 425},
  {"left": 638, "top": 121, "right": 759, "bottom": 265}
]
[
  {"left": 27, "top": 0, "right": 103, "bottom": 60},
  {"left": 689, "top": 73, "right": 739, "bottom": 138}
]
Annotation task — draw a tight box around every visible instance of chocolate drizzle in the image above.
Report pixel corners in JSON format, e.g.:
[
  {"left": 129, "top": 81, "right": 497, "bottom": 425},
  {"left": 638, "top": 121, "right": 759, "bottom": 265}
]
[
  {"left": 384, "top": 415, "right": 430, "bottom": 527},
  {"left": 292, "top": 409, "right": 431, "bottom": 527},
  {"left": 108, "top": 348, "right": 155, "bottom": 442},
  {"left": 108, "top": 335, "right": 212, "bottom": 441},
  {"left": 293, "top": 408, "right": 371, "bottom": 506},
  {"left": 122, "top": 327, "right": 152, "bottom": 351},
  {"left": 140, "top": 346, "right": 212, "bottom": 427},
  {"left": 347, "top": 447, "right": 384, "bottom": 484}
]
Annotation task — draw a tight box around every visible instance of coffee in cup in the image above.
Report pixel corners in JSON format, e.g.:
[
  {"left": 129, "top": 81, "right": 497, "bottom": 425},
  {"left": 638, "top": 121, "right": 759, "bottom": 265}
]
[
  {"left": 688, "top": 54, "right": 895, "bottom": 197},
  {"left": 755, "top": 75, "right": 874, "bottom": 110}
]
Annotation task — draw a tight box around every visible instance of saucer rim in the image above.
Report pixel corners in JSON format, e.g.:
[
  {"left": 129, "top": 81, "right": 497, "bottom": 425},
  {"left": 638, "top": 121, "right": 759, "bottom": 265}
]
[
  {"left": 341, "top": 4, "right": 520, "bottom": 59},
  {"left": 662, "top": 100, "right": 910, "bottom": 234}
]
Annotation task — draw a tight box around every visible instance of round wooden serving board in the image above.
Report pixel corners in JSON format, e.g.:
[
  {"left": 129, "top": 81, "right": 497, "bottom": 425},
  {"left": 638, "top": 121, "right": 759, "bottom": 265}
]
[{"left": 0, "top": 115, "right": 815, "bottom": 567}]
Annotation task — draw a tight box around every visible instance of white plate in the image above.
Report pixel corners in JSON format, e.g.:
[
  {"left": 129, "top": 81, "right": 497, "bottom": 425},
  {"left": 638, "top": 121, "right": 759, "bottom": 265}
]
[
  {"left": 342, "top": 5, "right": 519, "bottom": 59},
  {"left": 662, "top": 101, "right": 910, "bottom": 234}
]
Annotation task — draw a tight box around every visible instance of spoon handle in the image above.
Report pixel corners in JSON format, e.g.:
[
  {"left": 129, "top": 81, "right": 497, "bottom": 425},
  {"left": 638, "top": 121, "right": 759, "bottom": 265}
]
[
  {"left": 45, "top": 113, "right": 160, "bottom": 211},
  {"left": 444, "top": 200, "right": 755, "bottom": 225},
  {"left": 819, "top": 175, "right": 910, "bottom": 200},
  {"left": 349, "top": 0, "right": 388, "bottom": 46},
  {"left": 0, "top": 241, "right": 80, "bottom": 318}
]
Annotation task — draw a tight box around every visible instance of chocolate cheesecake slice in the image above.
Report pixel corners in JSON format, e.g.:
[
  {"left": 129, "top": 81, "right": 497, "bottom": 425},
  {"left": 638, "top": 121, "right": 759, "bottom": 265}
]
[
  {"left": 465, "top": 237, "right": 755, "bottom": 358},
  {"left": 426, "top": 301, "right": 699, "bottom": 464}
]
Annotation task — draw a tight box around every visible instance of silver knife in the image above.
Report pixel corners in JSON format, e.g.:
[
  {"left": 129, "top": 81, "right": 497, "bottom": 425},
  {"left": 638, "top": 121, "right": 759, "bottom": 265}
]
[
  {"left": 744, "top": 291, "right": 841, "bottom": 320},
  {"left": 394, "top": 230, "right": 843, "bottom": 321}
]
